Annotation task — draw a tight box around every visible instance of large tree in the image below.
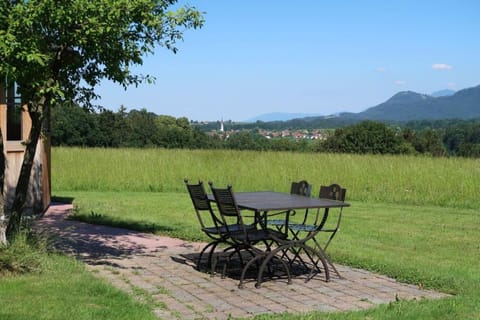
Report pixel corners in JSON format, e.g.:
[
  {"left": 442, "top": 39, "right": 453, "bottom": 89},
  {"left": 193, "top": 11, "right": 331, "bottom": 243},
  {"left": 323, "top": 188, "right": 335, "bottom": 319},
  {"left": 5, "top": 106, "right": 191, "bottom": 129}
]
[{"left": 0, "top": 0, "right": 203, "bottom": 241}]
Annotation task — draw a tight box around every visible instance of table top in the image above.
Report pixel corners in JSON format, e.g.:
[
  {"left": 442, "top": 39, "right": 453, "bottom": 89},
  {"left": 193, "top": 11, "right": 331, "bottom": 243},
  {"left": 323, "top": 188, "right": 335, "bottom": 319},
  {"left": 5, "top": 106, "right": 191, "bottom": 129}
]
[{"left": 209, "top": 191, "right": 350, "bottom": 212}]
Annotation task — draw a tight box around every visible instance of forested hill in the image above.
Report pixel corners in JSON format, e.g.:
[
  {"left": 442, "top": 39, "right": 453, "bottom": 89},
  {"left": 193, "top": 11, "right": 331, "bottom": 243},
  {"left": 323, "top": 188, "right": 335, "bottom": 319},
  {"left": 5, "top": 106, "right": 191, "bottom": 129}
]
[
  {"left": 351, "top": 84, "right": 480, "bottom": 121},
  {"left": 230, "top": 84, "right": 480, "bottom": 130}
]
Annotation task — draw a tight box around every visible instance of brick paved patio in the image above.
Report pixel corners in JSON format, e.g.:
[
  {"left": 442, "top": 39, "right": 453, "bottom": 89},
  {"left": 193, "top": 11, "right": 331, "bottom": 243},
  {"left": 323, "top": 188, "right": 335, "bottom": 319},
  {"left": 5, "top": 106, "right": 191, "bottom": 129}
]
[{"left": 36, "top": 203, "right": 448, "bottom": 320}]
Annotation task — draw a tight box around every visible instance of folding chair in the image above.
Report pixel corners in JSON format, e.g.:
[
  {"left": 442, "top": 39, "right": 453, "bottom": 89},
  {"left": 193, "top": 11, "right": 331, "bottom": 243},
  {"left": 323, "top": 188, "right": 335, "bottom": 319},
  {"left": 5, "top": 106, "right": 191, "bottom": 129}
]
[
  {"left": 267, "top": 180, "right": 312, "bottom": 232},
  {"left": 209, "top": 182, "right": 291, "bottom": 289},
  {"left": 185, "top": 179, "right": 256, "bottom": 274},
  {"left": 184, "top": 179, "right": 228, "bottom": 272},
  {"left": 288, "top": 183, "right": 346, "bottom": 279}
]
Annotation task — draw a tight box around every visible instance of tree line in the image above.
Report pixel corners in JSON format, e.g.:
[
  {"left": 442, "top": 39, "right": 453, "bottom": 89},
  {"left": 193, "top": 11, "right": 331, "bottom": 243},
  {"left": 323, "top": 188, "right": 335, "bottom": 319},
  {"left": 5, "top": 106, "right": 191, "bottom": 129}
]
[
  {"left": 51, "top": 104, "right": 480, "bottom": 158},
  {"left": 51, "top": 104, "right": 222, "bottom": 149}
]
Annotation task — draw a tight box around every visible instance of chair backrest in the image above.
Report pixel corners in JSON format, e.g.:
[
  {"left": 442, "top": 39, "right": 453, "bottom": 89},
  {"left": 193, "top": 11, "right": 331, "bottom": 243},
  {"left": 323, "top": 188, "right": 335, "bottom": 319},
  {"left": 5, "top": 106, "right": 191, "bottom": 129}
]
[
  {"left": 185, "top": 179, "right": 211, "bottom": 210},
  {"left": 318, "top": 183, "right": 346, "bottom": 202},
  {"left": 184, "top": 179, "right": 222, "bottom": 228},
  {"left": 290, "top": 180, "right": 312, "bottom": 197},
  {"left": 313, "top": 183, "right": 346, "bottom": 227},
  {"left": 208, "top": 182, "right": 242, "bottom": 219},
  {"left": 208, "top": 182, "right": 249, "bottom": 240},
  {"left": 315, "top": 183, "right": 347, "bottom": 229},
  {"left": 316, "top": 183, "right": 347, "bottom": 251}
]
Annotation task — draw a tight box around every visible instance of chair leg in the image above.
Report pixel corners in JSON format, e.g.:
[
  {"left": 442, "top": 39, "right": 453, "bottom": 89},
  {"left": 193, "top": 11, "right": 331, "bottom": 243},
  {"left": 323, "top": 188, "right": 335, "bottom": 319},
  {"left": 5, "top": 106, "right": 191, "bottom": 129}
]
[
  {"left": 289, "top": 245, "right": 320, "bottom": 273},
  {"left": 221, "top": 245, "right": 245, "bottom": 279},
  {"left": 301, "top": 244, "right": 330, "bottom": 282},
  {"left": 285, "top": 231, "right": 321, "bottom": 274},
  {"left": 211, "top": 244, "right": 237, "bottom": 277},
  {"left": 197, "top": 241, "right": 218, "bottom": 271},
  {"left": 255, "top": 244, "right": 292, "bottom": 288},
  {"left": 238, "top": 251, "right": 265, "bottom": 289},
  {"left": 311, "top": 237, "right": 343, "bottom": 279},
  {"left": 326, "top": 258, "right": 342, "bottom": 279}
]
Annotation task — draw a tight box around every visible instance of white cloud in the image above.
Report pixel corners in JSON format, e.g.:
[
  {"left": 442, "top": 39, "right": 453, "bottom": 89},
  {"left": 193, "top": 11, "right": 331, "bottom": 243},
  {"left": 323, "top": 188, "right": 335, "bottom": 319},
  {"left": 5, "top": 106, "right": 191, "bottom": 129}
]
[
  {"left": 447, "top": 82, "right": 456, "bottom": 88},
  {"left": 432, "top": 63, "right": 453, "bottom": 70},
  {"left": 395, "top": 80, "right": 406, "bottom": 85},
  {"left": 375, "top": 67, "right": 386, "bottom": 73}
]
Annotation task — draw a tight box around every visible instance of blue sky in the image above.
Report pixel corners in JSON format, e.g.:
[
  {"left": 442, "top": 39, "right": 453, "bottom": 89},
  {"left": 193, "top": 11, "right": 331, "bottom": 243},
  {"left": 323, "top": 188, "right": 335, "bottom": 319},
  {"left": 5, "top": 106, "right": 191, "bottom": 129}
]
[{"left": 96, "top": 0, "right": 480, "bottom": 122}]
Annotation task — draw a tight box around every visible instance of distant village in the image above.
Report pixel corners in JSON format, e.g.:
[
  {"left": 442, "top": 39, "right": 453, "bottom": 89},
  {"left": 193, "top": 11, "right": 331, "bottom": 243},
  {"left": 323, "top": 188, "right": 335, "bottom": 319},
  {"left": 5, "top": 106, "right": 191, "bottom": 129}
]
[{"left": 207, "top": 119, "right": 328, "bottom": 140}]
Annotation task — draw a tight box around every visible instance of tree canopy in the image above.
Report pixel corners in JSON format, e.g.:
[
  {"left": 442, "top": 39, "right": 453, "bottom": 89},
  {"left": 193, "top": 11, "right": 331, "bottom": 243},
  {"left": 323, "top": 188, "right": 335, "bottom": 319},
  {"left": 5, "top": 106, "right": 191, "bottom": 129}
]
[
  {"left": 0, "top": 0, "right": 204, "bottom": 240},
  {"left": 0, "top": 0, "right": 203, "bottom": 107}
]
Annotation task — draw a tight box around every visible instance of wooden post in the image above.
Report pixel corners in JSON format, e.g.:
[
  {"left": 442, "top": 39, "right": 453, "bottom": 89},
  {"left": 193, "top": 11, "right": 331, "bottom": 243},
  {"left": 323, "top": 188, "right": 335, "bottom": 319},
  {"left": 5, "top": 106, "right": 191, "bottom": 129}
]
[{"left": 0, "top": 129, "right": 6, "bottom": 245}]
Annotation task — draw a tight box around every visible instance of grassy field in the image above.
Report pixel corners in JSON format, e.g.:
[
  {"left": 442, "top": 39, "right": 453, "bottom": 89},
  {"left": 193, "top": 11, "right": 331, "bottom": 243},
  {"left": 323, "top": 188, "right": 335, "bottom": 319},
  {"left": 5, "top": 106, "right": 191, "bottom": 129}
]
[
  {"left": 52, "top": 147, "right": 480, "bottom": 208},
  {"left": 4, "top": 147, "right": 479, "bottom": 319}
]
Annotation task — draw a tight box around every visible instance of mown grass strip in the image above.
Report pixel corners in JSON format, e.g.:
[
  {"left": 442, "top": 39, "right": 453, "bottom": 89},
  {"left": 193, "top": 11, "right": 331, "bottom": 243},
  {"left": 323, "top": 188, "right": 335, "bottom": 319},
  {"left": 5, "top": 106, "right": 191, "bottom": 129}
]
[{"left": 0, "top": 237, "right": 156, "bottom": 320}]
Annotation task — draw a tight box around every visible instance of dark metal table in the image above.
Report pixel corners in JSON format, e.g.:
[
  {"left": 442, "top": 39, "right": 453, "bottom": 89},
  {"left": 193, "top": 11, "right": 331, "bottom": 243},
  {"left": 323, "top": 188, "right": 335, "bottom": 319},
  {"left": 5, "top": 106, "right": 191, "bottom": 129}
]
[
  {"left": 208, "top": 191, "right": 350, "bottom": 286},
  {"left": 210, "top": 191, "right": 348, "bottom": 226},
  {"left": 232, "top": 191, "right": 348, "bottom": 211}
]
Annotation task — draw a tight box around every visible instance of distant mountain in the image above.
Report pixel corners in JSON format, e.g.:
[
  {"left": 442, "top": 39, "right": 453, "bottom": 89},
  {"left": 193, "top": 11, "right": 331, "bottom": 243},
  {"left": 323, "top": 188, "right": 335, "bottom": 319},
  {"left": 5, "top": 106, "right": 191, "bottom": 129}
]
[
  {"left": 353, "top": 85, "right": 480, "bottom": 121},
  {"left": 431, "top": 89, "right": 456, "bottom": 97},
  {"left": 246, "top": 112, "right": 323, "bottom": 122},
  {"left": 242, "top": 84, "right": 480, "bottom": 127}
]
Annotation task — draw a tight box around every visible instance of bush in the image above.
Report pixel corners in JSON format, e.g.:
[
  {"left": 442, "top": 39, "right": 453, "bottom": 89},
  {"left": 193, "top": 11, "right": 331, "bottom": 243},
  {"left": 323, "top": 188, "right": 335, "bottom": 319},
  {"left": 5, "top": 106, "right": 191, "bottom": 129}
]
[{"left": 320, "top": 120, "right": 411, "bottom": 154}]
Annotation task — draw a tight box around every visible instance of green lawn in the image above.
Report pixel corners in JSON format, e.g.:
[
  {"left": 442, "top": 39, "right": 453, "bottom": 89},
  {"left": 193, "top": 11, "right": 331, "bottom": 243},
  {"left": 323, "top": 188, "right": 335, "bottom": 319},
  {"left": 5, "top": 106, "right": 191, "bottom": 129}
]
[{"left": 0, "top": 248, "right": 156, "bottom": 320}]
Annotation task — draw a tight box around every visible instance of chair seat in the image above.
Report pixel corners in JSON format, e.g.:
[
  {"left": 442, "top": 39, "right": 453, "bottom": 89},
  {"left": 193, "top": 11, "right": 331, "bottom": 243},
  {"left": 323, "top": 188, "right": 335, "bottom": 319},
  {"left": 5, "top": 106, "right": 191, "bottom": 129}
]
[
  {"left": 288, "top": 223, "right": 316, "bottom": 232},
  {"left": 203, "top": 223, "right": 256, "bottom": 235},
  {"left": 266, "top": 180, "right": 311, "bottom": 230},
  {"left": 230, "top": 228, "right": 286, "bottom": 243},
  {"left": 267, "top": 219, "right": 288, "bottom": 226}
]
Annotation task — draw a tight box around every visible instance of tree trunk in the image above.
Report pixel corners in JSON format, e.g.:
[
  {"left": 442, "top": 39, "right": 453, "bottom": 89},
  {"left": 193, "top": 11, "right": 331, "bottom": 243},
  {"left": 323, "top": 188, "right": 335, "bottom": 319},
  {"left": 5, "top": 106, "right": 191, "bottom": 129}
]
[
  {"left": 5, "top": 107, "right": 43, "bottom": 241},
  {"left": 0, "top": 130, "right": 6, "bottom": 245}
]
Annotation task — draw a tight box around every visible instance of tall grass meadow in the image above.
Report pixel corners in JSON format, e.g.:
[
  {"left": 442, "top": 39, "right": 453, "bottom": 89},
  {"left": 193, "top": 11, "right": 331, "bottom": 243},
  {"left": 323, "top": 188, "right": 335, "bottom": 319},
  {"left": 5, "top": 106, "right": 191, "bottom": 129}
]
[{"left": 53, "top": 147, "right": 480, "bottom": 209}]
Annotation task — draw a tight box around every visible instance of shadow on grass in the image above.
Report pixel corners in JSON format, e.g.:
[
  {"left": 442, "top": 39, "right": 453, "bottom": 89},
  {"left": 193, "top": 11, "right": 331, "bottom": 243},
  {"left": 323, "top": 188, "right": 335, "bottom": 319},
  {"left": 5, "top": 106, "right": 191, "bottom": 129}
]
[
  {"left": 51, "top": 195, "right": 75, "bottom": 204},
  {"left": 51, "top": 194, "right": 174, "bottom": 234},
  {"left": 69, "top": 212, "right": 175, "bottom": 234}
]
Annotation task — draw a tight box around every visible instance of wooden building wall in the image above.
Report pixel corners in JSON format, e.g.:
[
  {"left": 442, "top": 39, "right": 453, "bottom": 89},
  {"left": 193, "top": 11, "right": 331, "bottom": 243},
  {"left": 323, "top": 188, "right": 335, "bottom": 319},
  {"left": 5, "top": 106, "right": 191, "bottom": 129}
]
[{"left": 0, "top": 88, "right": 51, "bottom": 214}]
